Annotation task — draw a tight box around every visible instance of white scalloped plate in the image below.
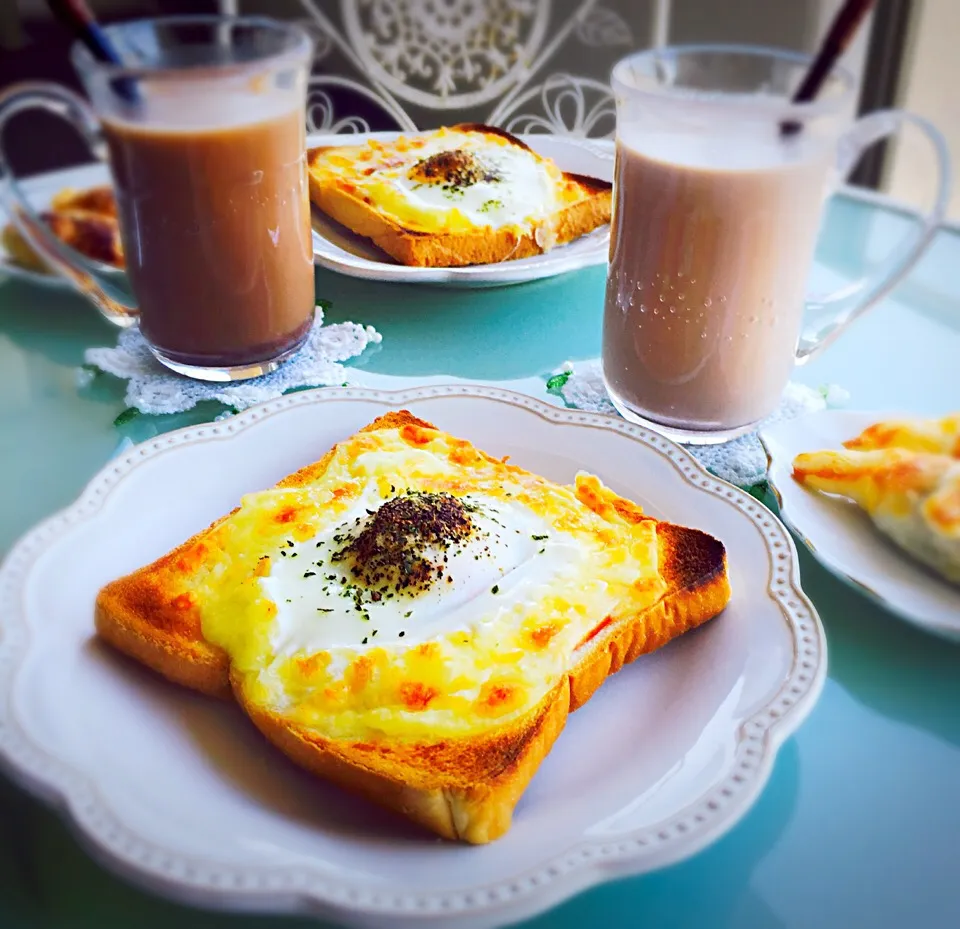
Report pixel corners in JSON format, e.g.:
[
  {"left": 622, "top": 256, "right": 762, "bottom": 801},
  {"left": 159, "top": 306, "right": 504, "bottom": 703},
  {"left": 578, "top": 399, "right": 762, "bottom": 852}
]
[
  {"left": 0, "top": 134, "right": 611, "bottom": 291},
  {"left": 0, "top": 386, "right": 825, "bottom": 929},
  {"left": 761, "top": 410, "right": 960, "bottom": 641}
]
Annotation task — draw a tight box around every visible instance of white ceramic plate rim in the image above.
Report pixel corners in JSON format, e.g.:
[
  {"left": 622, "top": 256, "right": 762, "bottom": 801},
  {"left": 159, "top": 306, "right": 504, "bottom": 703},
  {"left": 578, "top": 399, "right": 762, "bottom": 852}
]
[
  {"left": 0, "top": 133, "right": 612, "bottom": 290},
  {"left": 759, "top": 408, "right": 960, "bottom": 640},
  {"left": 0, "top": 385, "right": 826, "bottom": 926}
]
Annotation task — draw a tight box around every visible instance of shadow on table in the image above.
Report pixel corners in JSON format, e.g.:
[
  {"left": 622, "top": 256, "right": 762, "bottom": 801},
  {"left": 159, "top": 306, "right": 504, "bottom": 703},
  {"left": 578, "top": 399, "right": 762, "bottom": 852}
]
[
  {"left": 1, "top": 263, "right": 608, "bottom": 389},
  {"left": 795, "top": 544, "right": 960, "bottom": 749},
  {"left": 316, "top": 264, "right": 608, "bottom": 381},
  {"left": 84, "top": 637, "right": 430, "bottom": 844},
  {"left": 0, "top": 725, "right": 800, "bottom": 929},
  {"left": 0, "top": 277, "right": 117, "bottom": 365},
  {"left": 0, "top": 636, "right": 802, "bottom": 929},
  {"left": 521, "top": 741, "right": 800, "bottom": 929}
]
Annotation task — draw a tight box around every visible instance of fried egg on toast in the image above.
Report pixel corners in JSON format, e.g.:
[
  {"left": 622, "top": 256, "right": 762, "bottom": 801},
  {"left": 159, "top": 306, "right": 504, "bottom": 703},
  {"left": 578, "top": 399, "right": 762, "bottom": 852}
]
[
  {"left": 793, "top": 413, "right": 960, "bottom": 585},
  {"left": 96, "top": 411, "right": 730, "bottom": 843},
  {"left": 306, "top": 124, "right": 612, "bottom": 268}
]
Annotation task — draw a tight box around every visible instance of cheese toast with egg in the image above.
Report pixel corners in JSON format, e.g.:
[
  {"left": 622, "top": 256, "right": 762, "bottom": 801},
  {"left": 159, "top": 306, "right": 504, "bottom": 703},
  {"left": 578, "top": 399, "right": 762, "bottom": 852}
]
[
  {"left": 95, "top": 411, "right": 730, "bottom": 843},
  {"left": 306, "top": 124, "right": 612, "bottom": 267}
]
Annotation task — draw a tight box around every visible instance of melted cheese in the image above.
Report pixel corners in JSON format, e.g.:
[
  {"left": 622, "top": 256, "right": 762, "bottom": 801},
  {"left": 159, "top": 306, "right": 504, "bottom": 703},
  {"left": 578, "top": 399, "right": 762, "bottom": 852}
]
[
  {"left": 185, "top": 423, "right": 667, "bottom": 739},
  {"left": 311, "top": 127, "right": 577, "bottom": 234}
]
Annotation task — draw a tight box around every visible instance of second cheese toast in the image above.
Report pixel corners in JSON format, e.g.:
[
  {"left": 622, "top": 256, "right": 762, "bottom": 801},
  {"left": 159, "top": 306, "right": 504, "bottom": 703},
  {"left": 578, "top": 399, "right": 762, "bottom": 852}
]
[{"left": 307, "top": 124, "right": 612, "bottom": 267}]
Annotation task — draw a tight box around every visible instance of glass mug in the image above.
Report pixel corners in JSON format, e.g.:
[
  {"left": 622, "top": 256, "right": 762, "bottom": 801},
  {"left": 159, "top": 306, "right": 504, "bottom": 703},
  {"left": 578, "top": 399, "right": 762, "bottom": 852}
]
[
  {"left": 0, "top": 16, "right": 316, "bottom": 382},
  {"left": 602, "top": 44, "right": 951, "bottom": 444}
]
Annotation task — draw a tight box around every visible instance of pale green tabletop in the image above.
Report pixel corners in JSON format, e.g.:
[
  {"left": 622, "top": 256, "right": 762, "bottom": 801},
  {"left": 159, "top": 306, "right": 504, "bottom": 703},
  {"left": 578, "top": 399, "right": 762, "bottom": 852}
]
[{"left": 1, "top": 191, "right": 959, "bottom": 929}]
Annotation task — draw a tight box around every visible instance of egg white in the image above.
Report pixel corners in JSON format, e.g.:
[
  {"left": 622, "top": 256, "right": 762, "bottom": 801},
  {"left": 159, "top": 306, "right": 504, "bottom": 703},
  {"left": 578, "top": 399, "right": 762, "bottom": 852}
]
[
  {"left": 387, "top": 134, "right": 560, "bottom": 230},
  {"left": 262, "top": 491, "right": 582, "bottom": 655}
]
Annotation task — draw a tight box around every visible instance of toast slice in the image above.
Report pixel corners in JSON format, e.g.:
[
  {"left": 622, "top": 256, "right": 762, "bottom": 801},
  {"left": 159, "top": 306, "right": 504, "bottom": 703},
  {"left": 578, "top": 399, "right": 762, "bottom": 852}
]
[
  {"left": 307, "top": 124, "right": 612, "bottom": 268},
  {"left": 95, "top": 411, "right": 730, "bottom": 843}
]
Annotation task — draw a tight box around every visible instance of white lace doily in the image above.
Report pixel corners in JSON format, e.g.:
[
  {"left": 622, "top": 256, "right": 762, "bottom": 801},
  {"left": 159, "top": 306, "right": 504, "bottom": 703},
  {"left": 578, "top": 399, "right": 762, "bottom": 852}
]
[
  {"left": 82, "top": 308, "right": 381, "bottom": 415},
  {"left": 547, "top": 360, "right": 849, "bottom": 488}
]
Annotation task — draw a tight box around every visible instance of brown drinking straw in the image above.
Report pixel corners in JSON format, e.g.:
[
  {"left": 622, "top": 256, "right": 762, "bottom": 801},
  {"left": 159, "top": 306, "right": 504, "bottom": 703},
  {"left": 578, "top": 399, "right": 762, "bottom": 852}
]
[{"left": 781, "top": 0, "right": 878, "bottom": 136}]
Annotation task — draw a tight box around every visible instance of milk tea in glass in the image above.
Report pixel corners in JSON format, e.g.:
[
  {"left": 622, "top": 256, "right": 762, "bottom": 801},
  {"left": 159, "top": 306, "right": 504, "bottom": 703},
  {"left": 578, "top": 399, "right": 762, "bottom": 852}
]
[
  {"left": 0, "top": 17, "right": 315, "bottom": 382},
  {"left": 603, "top": 46, "right": 951, "bottom": 443}
]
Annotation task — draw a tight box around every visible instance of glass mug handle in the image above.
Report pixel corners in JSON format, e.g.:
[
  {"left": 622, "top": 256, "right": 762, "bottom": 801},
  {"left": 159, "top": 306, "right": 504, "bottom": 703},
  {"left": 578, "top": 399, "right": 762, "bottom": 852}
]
[
  {"left": 797, "top": 109, "right": 952, "bottom": 362},
  {"left": 0, "top": 82, "right": 138, "bottom": 328}
]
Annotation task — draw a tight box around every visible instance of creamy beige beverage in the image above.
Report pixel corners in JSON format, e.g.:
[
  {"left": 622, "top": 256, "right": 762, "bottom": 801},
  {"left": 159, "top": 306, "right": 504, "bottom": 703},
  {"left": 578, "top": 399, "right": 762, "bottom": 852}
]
[
  {"left": 104, "top": 90, "right": 314, "bottom": 367},
  {"left": 602, "top": 130, "right": 833, "bottom": 434}
]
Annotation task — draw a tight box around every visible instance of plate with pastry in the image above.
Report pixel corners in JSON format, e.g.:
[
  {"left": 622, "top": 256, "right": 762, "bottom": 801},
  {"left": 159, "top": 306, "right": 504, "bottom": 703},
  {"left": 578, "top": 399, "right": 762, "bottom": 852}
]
[
  {"left": 0, "top": 164, "right": 124, "bottom": 287},
  {"left": 0, "top": 386, "right": 824, "bottom": 928},
  {"left": 761, "top": 409, "right": 960, "bottom": 641},
  {"left": 306, "top": 126, "right": 613, "bottom": 285}
]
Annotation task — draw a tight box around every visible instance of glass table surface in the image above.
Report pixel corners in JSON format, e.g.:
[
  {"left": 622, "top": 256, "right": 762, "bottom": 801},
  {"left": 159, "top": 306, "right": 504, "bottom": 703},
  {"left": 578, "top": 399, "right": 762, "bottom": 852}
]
[{"left": 0, "top": 190, "right": 958, "bottom": 929}]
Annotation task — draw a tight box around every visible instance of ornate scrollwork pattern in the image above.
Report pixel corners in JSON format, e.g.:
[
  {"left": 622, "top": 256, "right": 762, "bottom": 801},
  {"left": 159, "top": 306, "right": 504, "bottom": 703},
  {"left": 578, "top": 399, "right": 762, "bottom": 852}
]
[
  {"left": 499, "top": 74, "right": 616, "bottom": 139},
  {"left": 236, "top": 0, "right": 633, "bottom": 136},
  {"left": 341, "top": 0, "right": 551, "bottom": 109},
  {"left": 306, "top": 87, "right": 371, "bottom": 134}
]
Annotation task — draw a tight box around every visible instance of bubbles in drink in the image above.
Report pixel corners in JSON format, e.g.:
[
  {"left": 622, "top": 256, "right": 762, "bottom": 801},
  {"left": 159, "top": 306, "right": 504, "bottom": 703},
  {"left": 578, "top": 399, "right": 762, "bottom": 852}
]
[{"left": 602, "top": 131, "right": 832, "bottom": 432}]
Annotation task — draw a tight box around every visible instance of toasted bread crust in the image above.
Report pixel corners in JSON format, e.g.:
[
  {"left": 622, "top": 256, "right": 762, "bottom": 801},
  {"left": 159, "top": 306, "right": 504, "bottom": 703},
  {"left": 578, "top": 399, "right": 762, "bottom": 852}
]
[
  {"left": 94, "top": 410, "right": 730, "bottom": 843},
  {"left": 95, "top": 540, "right": 232, "bottom": 699},
  {"left": 307, "top": 124, "right": 612, "bottom": 268},
  {"left": 239, "top": 676, "right": 570, "bottom": 843},
  {"left": 241, "top": 532, "right": 728, "bottom": 843}
]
